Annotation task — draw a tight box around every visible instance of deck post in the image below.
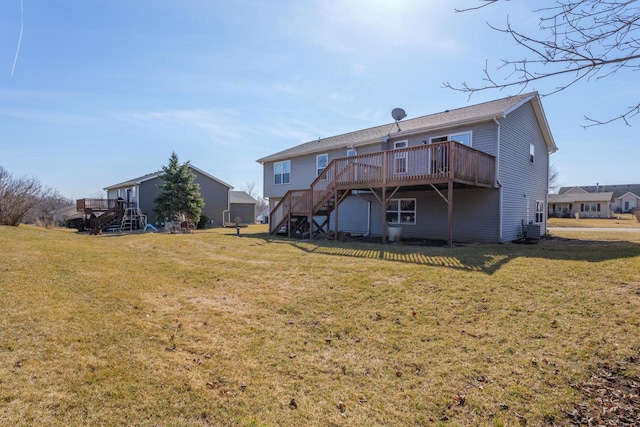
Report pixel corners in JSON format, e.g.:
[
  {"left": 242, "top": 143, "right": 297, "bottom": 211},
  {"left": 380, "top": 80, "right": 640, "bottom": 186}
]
[
  {"left": 447, "top": 180, "right": 453, "bottom": 248},
  {"left": 382, "top": 151, "right": 388, "bottom": 244}
]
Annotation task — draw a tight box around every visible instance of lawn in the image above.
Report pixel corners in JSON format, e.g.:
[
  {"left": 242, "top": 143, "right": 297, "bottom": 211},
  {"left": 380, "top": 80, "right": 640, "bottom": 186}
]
[
  {"left": 548, "top": 213, "right": 640, "bottom": 228},
  {"left": 1, "top": 225, "right": 639, "bottom": 426}
]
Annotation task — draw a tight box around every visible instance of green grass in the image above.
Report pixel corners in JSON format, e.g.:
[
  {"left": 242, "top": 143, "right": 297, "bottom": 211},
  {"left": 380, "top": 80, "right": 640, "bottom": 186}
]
[{"left": 1, "top": 225, "right": 639, "bottom": 426}]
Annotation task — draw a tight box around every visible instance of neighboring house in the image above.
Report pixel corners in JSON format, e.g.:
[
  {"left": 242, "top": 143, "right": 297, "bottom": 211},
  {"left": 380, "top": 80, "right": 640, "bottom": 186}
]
[
  {"left": 552, "top": 184, "right": 640, "bottom": 217},
  {"left": 229, "top": 191, "right": 258, "bottom": 225},
  {"left": 103, "top": 165, "right": 233, "bottom": 227},
  {"left": 257, "top": 92, "right": 558, "bottom": 245},
  {"left": 548, "top": 188, "right": 614, "bottom": 218}
]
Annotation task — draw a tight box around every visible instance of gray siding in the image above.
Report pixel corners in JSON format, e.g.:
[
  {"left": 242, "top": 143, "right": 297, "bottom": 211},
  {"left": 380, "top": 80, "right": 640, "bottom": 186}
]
[
  {"left": 230, "top": 203, "right": 256, "bottom": 224},
  {"left": 328, "top": 189, "right": 500, "bottom": 242},
  {"left": 263, "top": 144, "right": 385, "bottom": 198},
  {"left": 498, "top": 102, "right": 549, "bottom": 241},
  {"left": 142, "top": 174, "right": 230, "bottom": 227}
]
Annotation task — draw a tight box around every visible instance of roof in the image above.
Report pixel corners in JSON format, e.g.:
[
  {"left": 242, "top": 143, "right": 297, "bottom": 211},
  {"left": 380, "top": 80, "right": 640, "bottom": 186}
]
[
  {"left": 230, "top": 191, "right": 258, "bottom": 204},
  {"left": 548, "top": 192, "right": 614, "bottom": 203},
  {"left": 256, "top": 92, "right": 557, "bottom": 163},
  {"left": 558, "top": 184, "right": 640, "bottom": 200},
  {"left": 104, "top": 164, "right": 233, "bottom": 190}
]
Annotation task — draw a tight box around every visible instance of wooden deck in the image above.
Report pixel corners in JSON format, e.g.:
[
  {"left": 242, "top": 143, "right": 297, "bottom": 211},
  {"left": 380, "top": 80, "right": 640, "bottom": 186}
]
[{"left": 270, "top": 141, "right": 496, "bottom": 244}]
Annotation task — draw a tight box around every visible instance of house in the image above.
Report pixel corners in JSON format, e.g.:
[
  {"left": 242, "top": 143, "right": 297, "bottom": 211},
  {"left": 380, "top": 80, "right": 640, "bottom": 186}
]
[
  {"left": 551, "top": 184, "right": 640, "bottom": 217},
  {"left": 228, "top": 191, "right": 258, "bottom": 225},
  {"left": 547, "top": 189, "right": 614, "bottom": 218},
  {"left": 102, "top": 165, "right": 233, "bottom": 227},
  {"left": 257, "top": 92, "right": 557, "bottom": 245}
]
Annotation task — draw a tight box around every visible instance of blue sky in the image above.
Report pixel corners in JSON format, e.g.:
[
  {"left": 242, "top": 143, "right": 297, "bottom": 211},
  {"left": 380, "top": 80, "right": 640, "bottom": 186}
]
[{"left": 1, "top": 0, "right": 638, "bottom": 200}]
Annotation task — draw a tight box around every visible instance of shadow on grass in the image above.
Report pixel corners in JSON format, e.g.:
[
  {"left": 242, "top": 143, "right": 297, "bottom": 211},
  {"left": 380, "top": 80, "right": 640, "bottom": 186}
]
[{"left": 240, "top": 232, "right": 640, "bottom": 275}]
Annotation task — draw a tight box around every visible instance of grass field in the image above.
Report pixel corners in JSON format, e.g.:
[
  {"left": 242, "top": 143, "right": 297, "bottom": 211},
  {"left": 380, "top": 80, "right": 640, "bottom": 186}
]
[
  {"left": 548, "top": 213, "right": 640, "bottom": 228},
  {"left": 1, "top": 225, "right": 639, "bottom": 426}
]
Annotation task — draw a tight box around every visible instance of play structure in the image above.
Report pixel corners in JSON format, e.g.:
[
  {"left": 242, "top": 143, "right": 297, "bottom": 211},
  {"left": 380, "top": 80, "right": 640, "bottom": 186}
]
[{"left": 74, "top": 198, "right": 155, "bottom": 234}]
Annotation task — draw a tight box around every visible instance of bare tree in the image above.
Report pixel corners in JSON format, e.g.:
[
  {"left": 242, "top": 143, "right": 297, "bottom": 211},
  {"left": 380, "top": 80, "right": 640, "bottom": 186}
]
[
  {"left": 31, "top": 191, "right": 74, "bottom": 227},
  {"left": 244, "top": 182, "right": 268, "bottom": 213},
  {"left": 0, "top": 166, "right": 50, "bottom": 226},
  {"left": 446, "top": 0, "right": 640, "bottom": 126},
  {"left": 548, "top": 164, "right": 561, "bottom": 193}
]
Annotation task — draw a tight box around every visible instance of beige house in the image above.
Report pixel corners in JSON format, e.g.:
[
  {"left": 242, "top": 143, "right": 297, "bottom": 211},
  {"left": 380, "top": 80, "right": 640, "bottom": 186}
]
[
  {"left": 548, "top": 188, "right": 614, "bottom": 218},
  {"left": 551, "top": 184, "right": 640, "bottom": 218}
]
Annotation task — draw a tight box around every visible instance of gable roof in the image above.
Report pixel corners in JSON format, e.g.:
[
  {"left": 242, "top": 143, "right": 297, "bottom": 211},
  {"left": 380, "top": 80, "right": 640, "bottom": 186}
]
[
  {"left": 104, "top": 164, "right": 233, "bottom": 190},
  {"left": 558, "top": 184, "right": 640, "bottom": 200},
  {"left": 257, "top": 92, "right": 557, "bottom": 163},
  {"left": 230, "top": 191, "right": 258, "bottom": 204},
  {"left": 548, "top": 192, "right": 614, "bottom": 204}
]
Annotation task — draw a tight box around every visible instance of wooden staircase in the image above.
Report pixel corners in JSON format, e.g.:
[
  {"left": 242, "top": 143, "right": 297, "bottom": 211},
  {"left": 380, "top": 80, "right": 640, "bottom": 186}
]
[{"left": 269, "top": 159, "right": 352, "bottom": 237}]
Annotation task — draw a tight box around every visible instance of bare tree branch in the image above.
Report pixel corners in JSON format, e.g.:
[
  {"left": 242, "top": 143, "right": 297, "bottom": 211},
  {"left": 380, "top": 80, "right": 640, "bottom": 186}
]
[{"left": 446, "top": 0, "right": 640, "bottom": 127}]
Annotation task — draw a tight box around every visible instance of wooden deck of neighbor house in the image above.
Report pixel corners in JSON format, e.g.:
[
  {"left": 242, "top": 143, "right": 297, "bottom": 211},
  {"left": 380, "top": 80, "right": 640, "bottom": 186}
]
[{"left": 269, "top": 140, "right": 496, "bottom": 246}]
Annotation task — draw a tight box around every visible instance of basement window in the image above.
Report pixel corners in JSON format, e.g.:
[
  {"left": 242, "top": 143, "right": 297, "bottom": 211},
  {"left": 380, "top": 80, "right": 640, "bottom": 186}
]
[{"left": 386, "top": 198, "right": 416, "bottom": 225}]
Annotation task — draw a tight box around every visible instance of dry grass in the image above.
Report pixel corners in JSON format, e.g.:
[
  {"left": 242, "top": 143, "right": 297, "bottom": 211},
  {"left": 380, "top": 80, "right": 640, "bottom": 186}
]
[
  {"left": 1, "top": 225, "right": 639, "bottom": 426},
  {"left": 549, "top": 213, "right": 640, "bottom": 228}
]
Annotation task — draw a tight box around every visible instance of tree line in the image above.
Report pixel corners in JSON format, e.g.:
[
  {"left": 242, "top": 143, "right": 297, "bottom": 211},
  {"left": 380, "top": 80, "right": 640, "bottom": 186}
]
[{"left": 0, "top": 165, "right": 73, "bottom": 227}]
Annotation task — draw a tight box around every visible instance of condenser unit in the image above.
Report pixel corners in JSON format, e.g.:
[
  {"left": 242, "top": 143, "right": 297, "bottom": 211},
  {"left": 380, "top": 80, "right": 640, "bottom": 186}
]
[{"left": 523, "top": 224, "right": 541, "bottom": 239}]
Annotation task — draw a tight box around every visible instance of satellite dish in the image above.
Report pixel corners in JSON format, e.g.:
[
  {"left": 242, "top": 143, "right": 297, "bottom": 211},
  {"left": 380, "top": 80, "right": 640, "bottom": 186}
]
[{"left": 391, "top": 108, "right": 406, "bottom": 121}]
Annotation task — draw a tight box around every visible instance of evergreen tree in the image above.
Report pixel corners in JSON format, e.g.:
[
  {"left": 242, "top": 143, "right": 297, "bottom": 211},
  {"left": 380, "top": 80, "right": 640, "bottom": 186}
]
[{"left": 154, "top": 152, "right": 205, "bottom": 224}]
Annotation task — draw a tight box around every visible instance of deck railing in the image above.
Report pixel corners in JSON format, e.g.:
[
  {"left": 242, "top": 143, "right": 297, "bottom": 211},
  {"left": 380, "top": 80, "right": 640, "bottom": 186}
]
[
  {"left": 269, "top": 141, "right": 496, "bottom": 234},
  {"left": 76, "top": 198, "right": 136, "bottom": 212},
  {"left": 269, "top": 189, "right": 311, "bottom": 234}
]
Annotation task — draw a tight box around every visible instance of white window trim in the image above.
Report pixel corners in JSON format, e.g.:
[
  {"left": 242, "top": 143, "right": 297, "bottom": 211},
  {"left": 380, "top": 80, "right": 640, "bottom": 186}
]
[
  {"left": 386, "top": 198, "right": 416, "bottom": 225},
  {"left": 535, "top": 200, "right": 544, "bottom": 224},
  {"left": 316, "top": 153, "right": 328, "bottom": 177},
  {"left": 429, "top": 131, "right": 472, "bottom": 146},
  {"left": 530, "top": 143, "right": 535, "bottom": 164},
  {"left": 393, "top": 140, "right": 408, "bottom": 174},
  {"left": 347, "top": 148, "right": 357, "bottom": 157},
  {"left": 274, "top": 160, "right": 291, "bottom": 185}
]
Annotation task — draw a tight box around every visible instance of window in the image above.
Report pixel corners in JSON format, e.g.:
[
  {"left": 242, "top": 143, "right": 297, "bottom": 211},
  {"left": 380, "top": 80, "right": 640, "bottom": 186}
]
[
  {"left": 429, "top": 131, "right": 472, "bottom": 146},
  {"left": 316, "top": 154, "right": 328, "bottom": 177},
  {"left": 274, "top": 161, "right": 290, "bottom": 185},
  {"left": 530, "top": 143, "right": 535, "bottom": 163},
  {"left": 386, "top": 198, "right": 416, "bottom": 225},
  {"left": 393, "top": 141, "right": 408, "bottom": 174},
  {"left": 347, "top": 148, "right": 357, "bottom": 157},
  {"left": 535, "top": 201, "right": 544, "bottom": 223},
  {"left": 581, "top": 203, "right": 601, "bottom": 212}
]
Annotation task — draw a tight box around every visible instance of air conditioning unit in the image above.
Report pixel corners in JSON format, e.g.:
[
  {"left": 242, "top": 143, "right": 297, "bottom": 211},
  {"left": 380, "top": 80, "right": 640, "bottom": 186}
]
[{"left": 523, "top": 224, "right": 541, "bottom": 239}]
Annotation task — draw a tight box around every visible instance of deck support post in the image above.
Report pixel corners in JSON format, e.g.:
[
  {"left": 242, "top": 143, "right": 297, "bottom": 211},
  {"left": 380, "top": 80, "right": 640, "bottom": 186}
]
[
  {"left": 333, "top": 185, "right": 339, "bottom": 238},
  {"left": 447, "top": 180, "right": 453, "bottom": 248}
]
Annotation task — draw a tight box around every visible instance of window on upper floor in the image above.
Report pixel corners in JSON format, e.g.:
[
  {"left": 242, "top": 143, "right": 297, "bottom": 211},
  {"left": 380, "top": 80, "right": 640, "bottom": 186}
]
[
  {"left": 393, "top": 141, "right": 408, "bottom": 174},
  {"left": 316, "top": 154, "right": 328, "bottom": 177},
  {"left": 274, "top": 160, "right": 291, "bottom": 185},
  {"left": 347, "top": 148, "right": 357, "bottom": 157},
  {"left": 429, "top": 131, "right": 472, "bottom": 146}
]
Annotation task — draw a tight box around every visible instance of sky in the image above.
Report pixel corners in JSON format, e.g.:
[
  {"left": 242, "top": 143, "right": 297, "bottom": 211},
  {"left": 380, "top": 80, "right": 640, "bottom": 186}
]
[{"left": 1, "top": 0, "right": 638, "bottom": 200}]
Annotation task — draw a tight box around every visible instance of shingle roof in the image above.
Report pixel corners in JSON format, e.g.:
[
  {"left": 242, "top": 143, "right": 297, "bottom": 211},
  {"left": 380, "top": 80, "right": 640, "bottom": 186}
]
[
  {"left": 257, "top": 92, "right": 557, "bottom": 163},
  {"left": 104, "top": 164, "right": 233, "bottom": 190},
  {"left": 230, "top": 191, "right": 258, "bottom": 204},
  {"left": 548, "top": 192, "right": 614, "bottom": 203},
  {"left": 558, "top": 184, "right": 640, "bottom": 199}
]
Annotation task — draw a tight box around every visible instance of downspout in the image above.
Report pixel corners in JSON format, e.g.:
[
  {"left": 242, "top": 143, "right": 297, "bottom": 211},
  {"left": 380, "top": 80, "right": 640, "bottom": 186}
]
[
  {"left": 353, "top": 191, "right": 371, "bottom": 236},
  {"left": 493, "top": 116, "right": 503, "bottom": 242}
]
